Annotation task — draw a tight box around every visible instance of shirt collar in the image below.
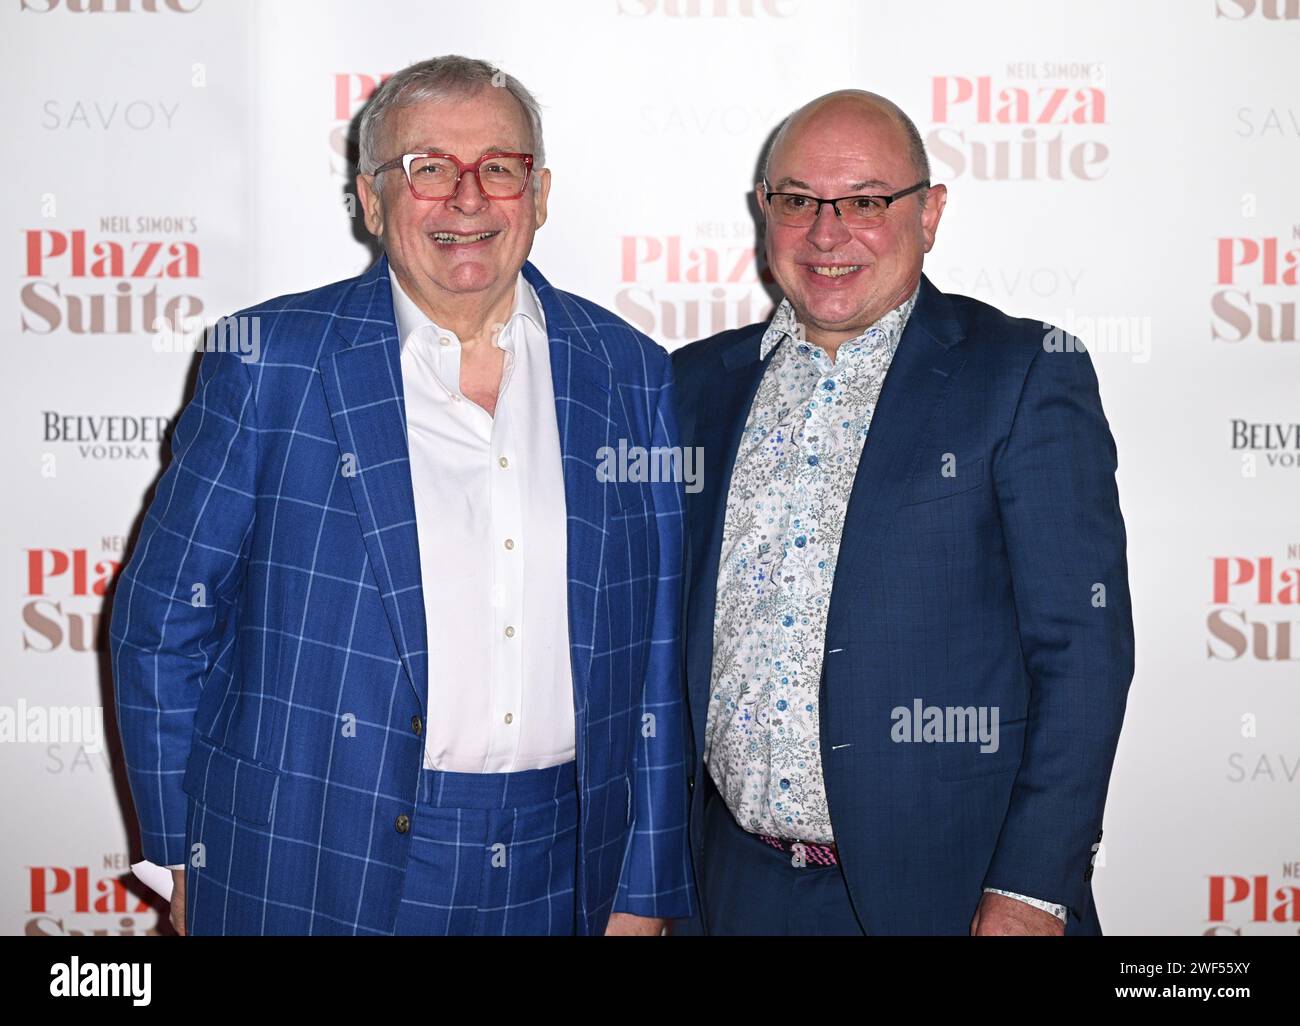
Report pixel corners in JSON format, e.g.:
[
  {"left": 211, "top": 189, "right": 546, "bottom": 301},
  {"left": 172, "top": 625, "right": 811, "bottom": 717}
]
[
  {"left": 759, "top": 285, "right": 920, "bottom": 363},
  {"left": 388, "top": 267, "right": 545, "bottom": 353}
]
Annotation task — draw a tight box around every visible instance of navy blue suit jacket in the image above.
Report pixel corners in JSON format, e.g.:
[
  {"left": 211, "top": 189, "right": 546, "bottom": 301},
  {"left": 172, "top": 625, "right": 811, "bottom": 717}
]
[{"left": 673, "top": 274, "right": 1134, "bottom": 935}]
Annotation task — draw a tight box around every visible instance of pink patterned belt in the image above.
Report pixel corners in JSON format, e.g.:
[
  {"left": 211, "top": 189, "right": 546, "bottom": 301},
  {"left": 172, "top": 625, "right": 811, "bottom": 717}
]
[{"left": 757, "top": 834, "right": 840, "bottom": 866}]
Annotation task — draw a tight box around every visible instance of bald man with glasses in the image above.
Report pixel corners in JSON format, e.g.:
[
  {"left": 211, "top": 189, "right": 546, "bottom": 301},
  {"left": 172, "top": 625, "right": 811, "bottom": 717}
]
[{"left": 673, "top": 90, "right": 1134, "bottom": 936}]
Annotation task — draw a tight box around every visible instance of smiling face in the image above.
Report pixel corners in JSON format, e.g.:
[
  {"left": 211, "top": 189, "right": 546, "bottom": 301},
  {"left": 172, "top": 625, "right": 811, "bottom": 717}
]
[
  {"left": 759, "top": 94, "right": 946, "bottom": 349},
  {"left": 357, "top": 85, "right": 550, "bottom": 313}
]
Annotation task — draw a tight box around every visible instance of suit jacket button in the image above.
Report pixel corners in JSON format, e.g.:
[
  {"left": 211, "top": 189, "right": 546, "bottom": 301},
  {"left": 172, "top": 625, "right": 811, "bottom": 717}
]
[
  {"left": 687, "top": 775, "right": 695, "bottom": 794},
  {"left": 411, "top": 716, "right": 422, "bottom": 736},
  {"left": 395, "top": 814, "right": 410, "bottom": 834}
]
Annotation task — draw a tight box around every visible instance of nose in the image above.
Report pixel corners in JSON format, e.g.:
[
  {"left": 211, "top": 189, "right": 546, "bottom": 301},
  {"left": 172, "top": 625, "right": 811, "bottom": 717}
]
[
  {"left": 446, "top": 168, "right": 489, "bottom": 216},
  {"left": 806, "top": 200, "right": 852, "bottom": 251}
]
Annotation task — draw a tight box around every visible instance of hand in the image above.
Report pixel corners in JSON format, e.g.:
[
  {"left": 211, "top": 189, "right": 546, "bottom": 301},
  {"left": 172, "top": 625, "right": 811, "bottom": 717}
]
[
  {"left": 169, "top": 868, "right": 186, "bottom": 935},
  {"left": 604, "top": 912, "right": 667, "bottom": 936},
  {"left": 970, "top": 891, "right": 1064, "bottom": 936}
]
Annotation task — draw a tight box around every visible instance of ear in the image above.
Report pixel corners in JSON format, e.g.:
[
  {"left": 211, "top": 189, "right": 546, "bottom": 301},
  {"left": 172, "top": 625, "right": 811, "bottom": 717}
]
[
  {"left": 920, "top": 183, "right": 947, "bottom": 253},
  {"left": 532, "top": 167, "right": 552, "bottom": 230},
  {"left": 356, "top": 172, "right": 385, "bottom": 240}
]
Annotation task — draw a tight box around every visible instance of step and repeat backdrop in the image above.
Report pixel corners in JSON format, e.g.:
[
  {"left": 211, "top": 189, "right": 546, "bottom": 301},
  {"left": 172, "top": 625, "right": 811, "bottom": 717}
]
[{"left": 1, "top": 0, "right": 1297, "bottom": 936}]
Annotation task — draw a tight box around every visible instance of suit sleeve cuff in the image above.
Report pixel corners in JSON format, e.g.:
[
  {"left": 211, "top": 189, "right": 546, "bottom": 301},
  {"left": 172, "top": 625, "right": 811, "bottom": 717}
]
[{"left": 983, "top": 887, "right": 1068, "bottom": 923}]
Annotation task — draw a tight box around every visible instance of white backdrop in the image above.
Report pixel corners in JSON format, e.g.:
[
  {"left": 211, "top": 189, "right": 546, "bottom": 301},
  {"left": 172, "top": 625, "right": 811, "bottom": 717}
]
[{"left": 3, "top": 0, "right": 1298, "bottom": 936}]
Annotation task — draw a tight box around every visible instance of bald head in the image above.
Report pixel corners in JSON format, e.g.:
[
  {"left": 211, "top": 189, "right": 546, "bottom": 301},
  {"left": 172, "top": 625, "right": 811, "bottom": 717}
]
[
  {"left": 754, "top": 87, "right": 947, "bottom": 355},
  {"left": 761, "top": 90, "right": 930, "bottom": 187}
]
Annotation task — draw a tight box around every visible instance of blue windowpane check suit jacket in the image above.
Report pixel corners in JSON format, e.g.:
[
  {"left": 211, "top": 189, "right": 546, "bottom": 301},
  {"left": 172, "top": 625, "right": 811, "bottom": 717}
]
[
  {"left": 109, "top": 254, "right": 693, "bottom": 935},
  {"left": 673, "top": 274, "right": 1135, "bottom": 935}
]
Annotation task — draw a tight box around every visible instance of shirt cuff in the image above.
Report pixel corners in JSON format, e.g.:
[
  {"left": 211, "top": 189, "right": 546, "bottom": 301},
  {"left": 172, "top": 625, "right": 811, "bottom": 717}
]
[{"left": 983, "top": 887, "right": 1068, "bottom": 922}]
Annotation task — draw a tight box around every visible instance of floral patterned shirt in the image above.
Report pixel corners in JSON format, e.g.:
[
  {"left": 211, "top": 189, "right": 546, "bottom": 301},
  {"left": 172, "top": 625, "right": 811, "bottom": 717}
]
[{"left": 706, "top": 291, "right": 916, "bottom": 843}]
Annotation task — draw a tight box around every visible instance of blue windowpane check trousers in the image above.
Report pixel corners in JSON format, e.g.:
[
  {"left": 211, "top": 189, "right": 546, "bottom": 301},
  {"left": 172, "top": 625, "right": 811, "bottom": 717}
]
[{"left": 393, "top": 760, "right": 579, "bottom": 936}]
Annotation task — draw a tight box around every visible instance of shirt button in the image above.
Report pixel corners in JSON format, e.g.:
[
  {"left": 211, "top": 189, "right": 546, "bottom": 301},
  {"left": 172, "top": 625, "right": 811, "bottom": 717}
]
[
  {"left": 395, "top": 814, "right": 410, "bottom": 834},
  {"left": 504, "top": 538, "right": 515, "bottom": 550},
  {"left": 411, "top": 715, "right": 422, "bottom": 736},
  {"left": 504, "top": 625, "right": 516, "bottom": 638},
  {"left": 504, "top": 713, "right": 514, "bottom": 724},
  {"left": 498, "top": 456, "right": 509, "bottom": 469},
  {"left": 440, "top": 335, "right": 453, "bottom": 347},
  {"left": 451, "top": 394, "right": 462, "bottom": 403}
]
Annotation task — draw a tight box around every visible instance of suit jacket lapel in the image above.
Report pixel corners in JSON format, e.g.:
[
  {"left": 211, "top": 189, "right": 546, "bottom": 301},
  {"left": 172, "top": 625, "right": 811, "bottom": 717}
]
[
  {"left": 521, "top": 261, "right": 613, "bottom": 726},
  {"left": 684, "top": 325, "right": 772, "bottom": 745},
  {"left": 827, "top": 274, "right": 967, "bottom": 630},
  {"left": 318, "top": 254, "right": 429, "bottom": 719}
]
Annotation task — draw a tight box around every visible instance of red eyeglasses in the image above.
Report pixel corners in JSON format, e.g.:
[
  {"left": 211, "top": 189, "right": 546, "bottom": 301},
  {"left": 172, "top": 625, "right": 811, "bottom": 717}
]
[{"left": 371, "top": 152, "right": 535, "bottom": 200}]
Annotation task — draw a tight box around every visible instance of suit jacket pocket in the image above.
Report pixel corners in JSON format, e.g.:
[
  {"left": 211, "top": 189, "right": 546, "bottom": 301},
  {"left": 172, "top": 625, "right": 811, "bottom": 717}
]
[
  {"left": 935, "top": 716, "right": 1026, "bottom": 781},
  {"left": 609, "top": 479, "right": 652, "bottom": 520},
  {"left": 181, "top": 732, "right": 281, "bottom": 824},
  {"left": 901, "top": 456, "right": 985, "bottom": 507}
]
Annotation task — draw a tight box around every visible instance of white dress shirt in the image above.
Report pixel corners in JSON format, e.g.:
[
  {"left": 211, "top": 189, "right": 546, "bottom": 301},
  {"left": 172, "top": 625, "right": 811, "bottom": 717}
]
[{"left": 390, "top": 268, "right": 575, "bottom": 774}]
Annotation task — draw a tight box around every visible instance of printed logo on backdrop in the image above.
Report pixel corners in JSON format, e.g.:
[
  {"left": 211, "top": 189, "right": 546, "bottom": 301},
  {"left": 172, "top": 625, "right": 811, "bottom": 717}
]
[
  {"left": 1234, "top": 104, "right": 1300, "bottom": 140},
  {"left": 20, "top": 0, "right": 200, "bottom": 12},
  {"left": 42, "top": 412, "right": 171, "bottom": 465},
  {"left": 34, "top": 1, "right": 193, "bottom": 130},
  {"left": 42, "top": 99, "right": 179, "bottom": 132},
  {"left": 638, "top": 93, "right": 787, "bottom": 141},
  {"left": 1204, "top": 864, "right": 1300, "bottom": 936},
  {"left": 1215, "top": 0, "right": 1300, "bottom": 19},
  {"left": 21, "top": 541, "right": 122, "bottom": 654},
  {"left": 619, "top": 227, "right": 775, "bottom": 343},
  {"left": 1231, "top": 418, "right": 1300, "bottom": 476},
  {"left": 616, "top": 0, "right": 800, "bottom": 16},
  {"left": 1206, "top": 544, "right": 1300, "bottom": 663},
  {"left": 1226, "top": 5, "right": 1300, "bottom": 152},
  {"left": 1213, "top": 229, "right": 1299, "bottom": 343},
  {"left": 332, "top": 73, "right": 391, "bottom": 178},
  {"left": 21, "top": 222, "right": 203, "bottom": 337},
  {"left": 944, "top": 264, "right": 1085, "bottom": 305},
  {"left": 26, "top": 858, "right": 159, "bottom": 937},
  {"left": 1226, "top": 728, "right": 1300, "bottom": 788},
  {"left": 928, "top": 64, "right": 1108, "bottom": 182}
]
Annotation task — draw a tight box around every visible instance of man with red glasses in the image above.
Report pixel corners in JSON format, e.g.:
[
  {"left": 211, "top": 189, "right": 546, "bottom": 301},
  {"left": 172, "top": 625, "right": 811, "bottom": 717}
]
[
  {"left": 673, "top": 90, "right": 1134, "bottom": 935},
  {"left": 111, "top": 56, "right": 692, "bottom": 936}
]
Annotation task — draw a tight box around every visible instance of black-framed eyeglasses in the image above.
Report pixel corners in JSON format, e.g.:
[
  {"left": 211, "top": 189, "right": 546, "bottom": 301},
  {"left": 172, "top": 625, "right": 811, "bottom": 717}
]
[{"left": 762, "top": 179, "right": 930, "bottom": 227}]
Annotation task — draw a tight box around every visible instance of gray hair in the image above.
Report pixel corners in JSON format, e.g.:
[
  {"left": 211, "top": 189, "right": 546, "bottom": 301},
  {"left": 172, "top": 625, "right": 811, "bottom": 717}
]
[
  {"left": 760, "top": 91, "right": 930, "bottom": 189},
  {"left": 357, "top": 55, "right": 545, "bottom": 180}
]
